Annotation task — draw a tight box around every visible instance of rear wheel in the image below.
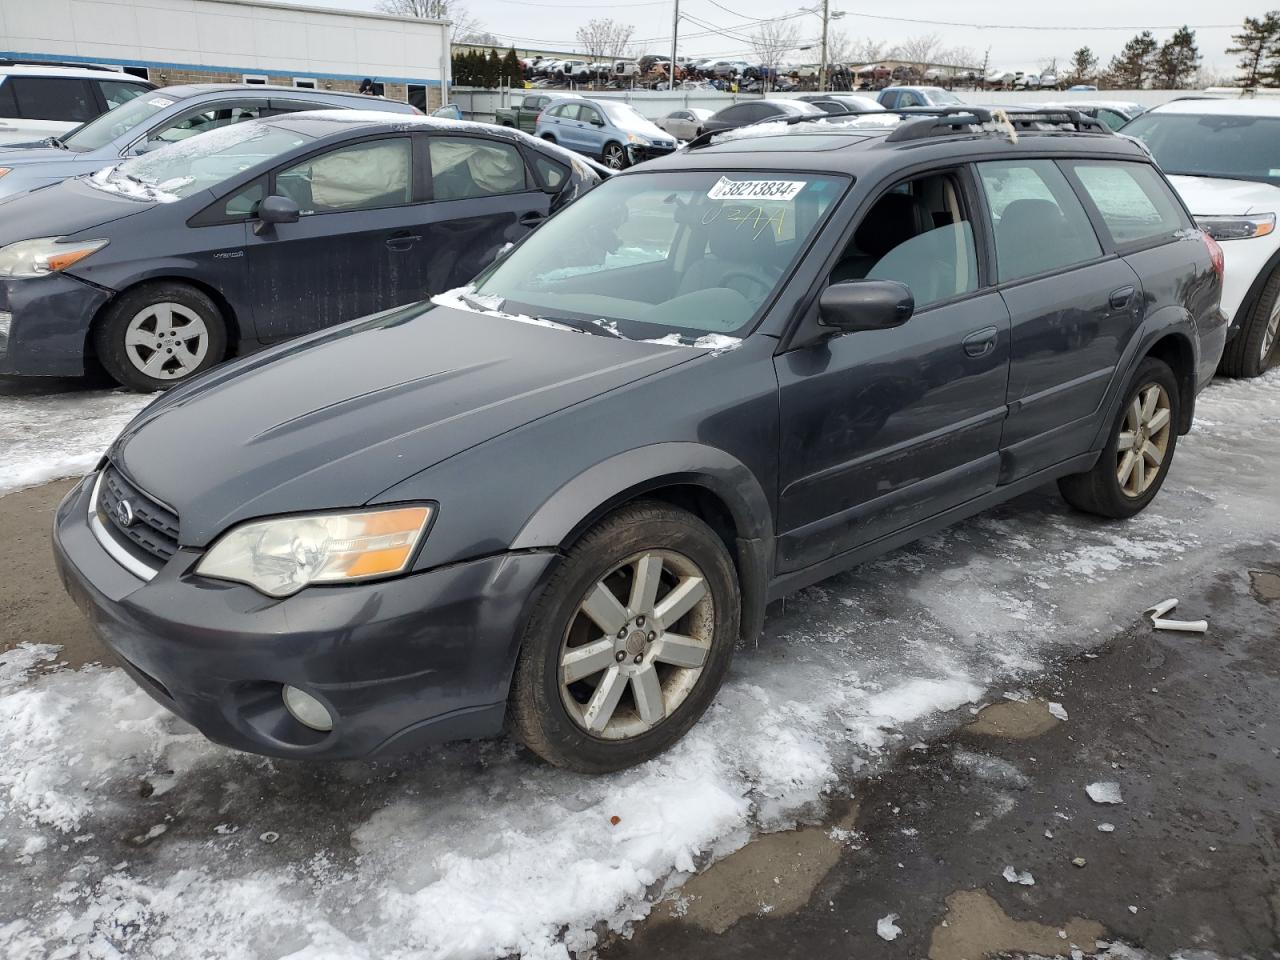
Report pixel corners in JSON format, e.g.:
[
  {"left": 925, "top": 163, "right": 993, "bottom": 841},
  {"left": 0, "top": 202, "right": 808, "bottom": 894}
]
[
  {"left": 1219, "top": 265, "right": 1280, "bottom": 377},
  {"left": 509, "top": 501, "right": 739, "bottom": 773},
  {"left": 1058, "top": 357, "right": 1180, "bottom": 519},
  {"left": 93, "top": 282, "right": 227, "bottom": 392}
]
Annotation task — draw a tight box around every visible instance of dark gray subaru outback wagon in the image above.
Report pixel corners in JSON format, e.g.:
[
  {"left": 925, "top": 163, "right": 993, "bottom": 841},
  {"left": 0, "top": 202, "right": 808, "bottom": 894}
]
[{"left": 54, "top": 108, "right": 1227, "bottom": 773}]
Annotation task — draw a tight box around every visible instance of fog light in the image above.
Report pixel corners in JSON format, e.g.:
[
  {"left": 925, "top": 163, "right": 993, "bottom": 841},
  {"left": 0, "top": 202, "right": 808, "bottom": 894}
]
[{"left": 282, "top": 685, "right": 333, "bottom": 731}]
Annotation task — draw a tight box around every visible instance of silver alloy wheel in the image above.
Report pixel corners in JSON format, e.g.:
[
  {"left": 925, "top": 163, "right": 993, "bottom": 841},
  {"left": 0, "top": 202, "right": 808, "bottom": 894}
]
[
  {"left": 124, "top": 302, "right": 209, "bottom": 380},
  {"left": 1116, "top": 382, "right": 1172, "bottom": 498},
  {"left": 1262, "top": 298, "right": 1280, "bottom": 364},
  {"left": 559, "top": 549, "right": 714, "bottom": 740},
  {"left": 604, "top": 144, "right": 627, "bottom": 169}
]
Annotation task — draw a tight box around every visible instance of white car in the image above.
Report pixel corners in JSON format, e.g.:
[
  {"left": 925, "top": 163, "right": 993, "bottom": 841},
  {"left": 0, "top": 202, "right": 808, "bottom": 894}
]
[
  {"left": 655, "top": 107, "right": 712, "bottom": 140},
  {"left": 0, "top": 61, "right": 153, "bottom": 146},
  {"left": 1125, "top": 98, "right": 1280, "bottom": 376}
]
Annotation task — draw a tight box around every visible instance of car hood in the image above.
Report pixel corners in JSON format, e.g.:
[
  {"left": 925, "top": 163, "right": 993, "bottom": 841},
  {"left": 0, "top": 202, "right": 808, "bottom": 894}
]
[
  {"left": 112, "top": 301, "right": 701, "bottom": 546},
  {"left": 1166, "top": 174, "right": 1280, "bottom": 216},
  {"left": 0, "top": 176, "right": 155, "bottom": 245}
]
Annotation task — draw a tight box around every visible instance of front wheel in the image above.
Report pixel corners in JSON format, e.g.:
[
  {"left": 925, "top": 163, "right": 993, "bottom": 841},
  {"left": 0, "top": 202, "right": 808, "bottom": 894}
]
[
  {"left": 602, "top": 142, "right": 629, "bottom": 169},
  {"left": 509, "top": 501, "right": 740, "bottom": 773},
  {"left": 1058, "top": 356, "right": 1180, "bottom": 519},
  {"left": 1219, "top": 265, "right": 1280, "bottom": 377},
  {"left": 93, "top": 282, "right": 227, "bottom": 392}
]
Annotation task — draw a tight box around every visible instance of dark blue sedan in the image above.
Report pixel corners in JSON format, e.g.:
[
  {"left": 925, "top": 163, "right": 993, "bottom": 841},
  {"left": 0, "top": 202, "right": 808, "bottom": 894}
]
[{"left": 0, "top": 111, "right": 603, "bottom": 389}]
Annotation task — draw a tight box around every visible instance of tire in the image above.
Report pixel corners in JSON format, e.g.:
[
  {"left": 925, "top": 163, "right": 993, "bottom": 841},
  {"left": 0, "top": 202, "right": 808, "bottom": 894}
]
[
  {"left": 1218, "top": 265, "right": 1280, "bottom": 378},
  {"left": 541, "top": 133, "right": 556, "bottom": 143},
  {"left": 602, "top": 142, "right": 629, "bottom": 170},
  {"left": 1058, "top": 357, "right": 1181, "bottom": 519},
  {"left": 509, "top": 500, "right": 740, "bottom": 773},
  {"left": 93, "top": 282, "right": 226, "bottom": 392}
]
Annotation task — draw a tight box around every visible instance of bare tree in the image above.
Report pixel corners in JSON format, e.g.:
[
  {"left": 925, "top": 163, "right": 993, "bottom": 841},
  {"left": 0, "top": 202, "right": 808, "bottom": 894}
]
[
  {"left": 749, "top": 20, "right": 800, "bottom": 92},
  {"left": 378, "top": 0, "right": 487, "bottom": 42},
  {"left": 941, "top": 46, "right": 978, "bottom": 68},
  {"left": 575, "top": 18, "right": 636, "bottom": 61},
  {"left": 847, "top": 38, "right": 890, "bottom": 66},
  {"left": 825, "top": 27, "right": 853, "bottom": 65},
  {"left": 895, "top": 32, "right": 942, "bottom": 69}
]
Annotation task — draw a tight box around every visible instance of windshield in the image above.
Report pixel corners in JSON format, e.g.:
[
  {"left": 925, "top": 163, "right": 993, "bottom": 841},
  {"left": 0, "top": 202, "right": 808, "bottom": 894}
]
[
  {"left": 461, "top": 170, "right": 846, "bottom": 342},
  {"left": 1123, "top": 111, "right": 1280, "bottom": 186},
  {"left": 600, "top": 102, "right": 651, "bottom": 128},
  {"left": 930, "top": 90, "right": 962, "bottom": 105},
  {"left": 87, "top": 120, "right": 315, "bottom": 203},
  {"left": 62, "top": 93, "right": 177, "bottom": 151}
]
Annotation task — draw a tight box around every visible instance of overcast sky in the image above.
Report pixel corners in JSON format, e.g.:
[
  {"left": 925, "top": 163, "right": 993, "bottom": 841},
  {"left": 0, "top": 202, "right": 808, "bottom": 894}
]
[{"left": 287, "top": 0, "right": 1257, "bottom": 75}]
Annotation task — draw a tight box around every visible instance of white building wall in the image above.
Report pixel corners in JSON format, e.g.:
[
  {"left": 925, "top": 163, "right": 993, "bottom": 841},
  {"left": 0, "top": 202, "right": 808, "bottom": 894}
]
[{"left": 0, "top": 0, "right": 449, "bottom": 87}]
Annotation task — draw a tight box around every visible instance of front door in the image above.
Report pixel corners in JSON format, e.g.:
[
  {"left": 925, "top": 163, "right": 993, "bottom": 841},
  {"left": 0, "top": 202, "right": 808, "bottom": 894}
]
[
  {"left": 974, "top": 158, "right": 1144, "bottom": 479},
  {"left": 244, "top": 135, "right": 423, "bottom": 340},
  {"left": 775, "top": 169, "right": 1012, "bottom": 573}
]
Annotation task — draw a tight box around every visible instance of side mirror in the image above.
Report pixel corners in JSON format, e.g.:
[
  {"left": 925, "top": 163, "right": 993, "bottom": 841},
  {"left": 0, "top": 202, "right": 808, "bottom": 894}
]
[
  {"left": 254, "top": 195, "right": 300, "bottom": 235},
  {"left": 817, "top": 279, "right": 914, "bottom": 333}
]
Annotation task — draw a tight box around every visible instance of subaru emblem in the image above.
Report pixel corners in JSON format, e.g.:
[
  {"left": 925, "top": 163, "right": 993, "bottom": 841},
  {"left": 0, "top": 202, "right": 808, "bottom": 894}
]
[{"left": 116, "top": 499, "right": 135, "bottom": 527}]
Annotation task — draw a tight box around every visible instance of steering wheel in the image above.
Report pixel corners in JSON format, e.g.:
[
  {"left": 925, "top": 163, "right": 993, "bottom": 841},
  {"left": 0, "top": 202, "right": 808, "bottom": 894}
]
[{"left": 718, "top": 269, "right": 776, "bottom": 302}]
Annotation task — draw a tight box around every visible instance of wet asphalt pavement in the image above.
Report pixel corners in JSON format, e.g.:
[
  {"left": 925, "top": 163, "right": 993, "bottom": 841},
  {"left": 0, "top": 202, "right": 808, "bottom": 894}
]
[{"left": 605, "top": 548, "right": 1280, "bottom": 959}]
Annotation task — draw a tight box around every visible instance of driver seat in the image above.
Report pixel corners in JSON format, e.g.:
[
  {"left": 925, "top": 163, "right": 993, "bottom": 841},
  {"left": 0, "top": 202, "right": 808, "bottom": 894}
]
[{"left": 677, "top": 209, "right": 779, "bottom": 298}]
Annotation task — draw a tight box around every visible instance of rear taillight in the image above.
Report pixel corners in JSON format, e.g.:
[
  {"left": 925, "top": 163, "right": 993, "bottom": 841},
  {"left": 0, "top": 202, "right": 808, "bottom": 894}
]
[
  {"left": 409, "top": 104, "right": 424, "bottom": 115},
  {"left": 536, "top": 111, "right": 544, "bottom": 124},
  {"left": 1202, "top": 230, "right": 1225, "bottom": 281}
]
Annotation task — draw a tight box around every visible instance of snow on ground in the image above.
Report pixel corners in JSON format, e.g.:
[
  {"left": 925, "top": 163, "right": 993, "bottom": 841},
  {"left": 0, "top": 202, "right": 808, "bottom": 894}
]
[
  {"left": 0, "top": 388, "right": 150, "bottom": 496},
  {"left": 0, "top": 372, "right": 1277, "bottom": 959}
]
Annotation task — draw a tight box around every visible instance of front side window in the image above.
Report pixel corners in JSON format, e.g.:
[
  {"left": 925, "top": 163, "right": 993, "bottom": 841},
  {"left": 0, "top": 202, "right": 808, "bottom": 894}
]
[
  {"left": 830, "top": 172, "right": 978, "bottom": 309},
  {"left": 9, "top": 77, "right": 96, "bottom": 122},
  {"left": 1069, "top": 161, "right": 1188, "bottom": 245},
  {"left": 1123, "top": 110, "right": 1280, "bottom": 186},
  {"left": 977, "top": 159, "right": 1102, "bottom": 282},
  {"left": 88, "top": 120, "right": 315, "bottom": 202},
  {"left": 98, "top": 79, "right": 148, "bottom": 110},
  {"left": 277, "top": 138, "right": 412, "bottom": 214},
  {"left": 464, "top": 171, "right": 845, "bottom": 340},
  {"left": 430, "top": 136, "right": 526, "bottom": 200}
]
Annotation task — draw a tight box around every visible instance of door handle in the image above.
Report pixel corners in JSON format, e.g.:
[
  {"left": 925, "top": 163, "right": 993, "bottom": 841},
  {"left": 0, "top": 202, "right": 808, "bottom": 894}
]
[
  {"left": 962, "top": 325, "right": 999, "bottom": 358},
  {"left": 385, "top": 234, "right": 421, "bottom": 252},
  {"left": 518, "top": 211, "right": 547, "bottom": 227},
  {"left": 1109, "top": 285, "right": 1136, "bottom": 310}
]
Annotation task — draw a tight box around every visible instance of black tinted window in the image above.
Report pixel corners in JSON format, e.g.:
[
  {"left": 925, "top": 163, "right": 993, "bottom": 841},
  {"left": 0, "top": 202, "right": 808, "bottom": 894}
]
[
  {"left": 9, "top": 77, "right": 96, "bottom": 122},
  {"left": 1069, "top": 161, "right": 1189, "bottom": 245},
  {"left": 978, "top": 159, "right": 1102, "bottom": 282}
]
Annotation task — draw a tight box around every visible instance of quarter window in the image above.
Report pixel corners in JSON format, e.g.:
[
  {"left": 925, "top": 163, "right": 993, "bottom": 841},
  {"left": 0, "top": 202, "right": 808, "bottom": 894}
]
[
  {"left": 276, "top": 138, "right": 413, "bottom": 214},
  {"left": 98, "top": 79, "right": 149, "bottom": 110},
  {"left": 977, "top": 159, "right": 1102, "bottom": 283},
  {"left": 1069, "top": 161, "right": 1188, "bottom": 245},
  {"left": 430, "top": 136, "right": 527, "bottom": 200}
]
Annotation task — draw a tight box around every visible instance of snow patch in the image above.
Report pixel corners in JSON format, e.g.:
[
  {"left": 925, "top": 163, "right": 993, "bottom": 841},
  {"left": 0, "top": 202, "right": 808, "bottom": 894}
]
[
  {"left": 876, "top": 913, "right": 902, "bottom": 941},
  {"left": 1086, "top": 781, "right": 1123, "bottom": 804}
]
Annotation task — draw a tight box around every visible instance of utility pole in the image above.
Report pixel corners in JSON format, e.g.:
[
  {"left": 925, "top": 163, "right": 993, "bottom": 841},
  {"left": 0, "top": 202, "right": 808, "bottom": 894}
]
[
  {"left": 669, "top": 0, "right": 679, "bottom": 91},
  {"left": 818, "top": 0, "right": 829, "bottom": 92}
]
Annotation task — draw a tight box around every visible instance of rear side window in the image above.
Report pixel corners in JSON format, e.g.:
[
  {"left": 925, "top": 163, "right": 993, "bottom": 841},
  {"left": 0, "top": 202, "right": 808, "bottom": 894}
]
[
  {"left": 977, "top": 159, "right": 1102, "bottom": 283},
  {"left": 8, "top": 77, "right": 96, "bottom": 122},
  {"left": 1069, "top": 161, "right": 1189, "bottom": 246},
  {"left": 430, "top": 136, "right": 527, "bottom": 200}
]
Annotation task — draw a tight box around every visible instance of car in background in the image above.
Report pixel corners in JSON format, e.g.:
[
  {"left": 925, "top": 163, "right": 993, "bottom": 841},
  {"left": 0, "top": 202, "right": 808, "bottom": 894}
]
[
  {"left": 0, "top": 112, "right": 602, "bottom": 390},
  {"left": 535, "top": 97, "right": 676, "bottom": 168},
  {"left": 0, "top": 61, "right": 153, "bottom": 146},
  {"left": 0, "top": 84, "right": 420, "bottom": 199},
  {"left": 655, "top": 107, "right": 713, "bottom": 140},
  {"left": 698, "top": 98, "right": 823, "bottom": 135},
  {"left": 1123, "top": 98, "right": 1280, "bottom": 376},
  {"left": 431, "top": 104, "right": 464, "bottom": 121},
  {"left": 495, "top": 92, "right": 581, "bottom": 133},
  {"left": 1034, "top": 100, "right": 1145, "bottom": 131},
  {"left": 876, "top": 86, "right": 964, "bottom": 109},
  {"left": 1067, "top": 84, "right": 1099, "bottom": 92},
  {"left": 796, "top": 93, "right": 886, "bottom": 114}
]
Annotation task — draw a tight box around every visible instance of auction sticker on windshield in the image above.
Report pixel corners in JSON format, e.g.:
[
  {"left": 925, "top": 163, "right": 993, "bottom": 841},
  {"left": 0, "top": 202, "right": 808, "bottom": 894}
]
[
  {"left": 147, "top": 97, "right": 175, "bottom": 108},
  {"left": 707, "top": 177, "right": 806, "bottom": 201}
]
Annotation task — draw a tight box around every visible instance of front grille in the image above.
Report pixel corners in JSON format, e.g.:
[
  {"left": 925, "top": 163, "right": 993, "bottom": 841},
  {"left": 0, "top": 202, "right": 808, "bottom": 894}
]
[{"left": 97, "top": 465, "right": 180, "bottom": 564}]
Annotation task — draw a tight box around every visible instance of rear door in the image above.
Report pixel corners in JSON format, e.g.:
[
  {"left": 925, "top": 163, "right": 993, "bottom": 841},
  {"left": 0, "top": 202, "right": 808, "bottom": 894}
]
[
  {"left": 576, "top": 102, "right": 607, "bottom": 158},
  {"left": 419, "top": 133, "right": 552, "bottom": 293},
  {"left": 244, "top": 134, "right": 424, "bottom": 340},
  {"left": 975, "top": 158, "right": 1144, "bottom": 480}
]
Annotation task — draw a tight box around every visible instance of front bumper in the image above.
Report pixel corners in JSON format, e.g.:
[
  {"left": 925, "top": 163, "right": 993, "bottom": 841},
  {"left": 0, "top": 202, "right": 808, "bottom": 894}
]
[
  {"left": 52, "top": 474, "right": 556, "bottom": 760},
  {"left": 628, "top": 143, "right": 677, "bottom": 164},
  {"left": 0, "top": 273, "right": 110, "bottom": 376}
]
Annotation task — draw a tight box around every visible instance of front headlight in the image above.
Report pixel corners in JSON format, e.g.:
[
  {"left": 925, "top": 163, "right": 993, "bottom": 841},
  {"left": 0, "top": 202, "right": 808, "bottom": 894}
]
[
  {"left": 0, "top": 237, "right": 109, "bottom": 278},
  {"left": 0, "top": 168, "right": 10, "bottom": 179},
  {"left": 625, "top": 132, "right": 650, "bottom": 145},
  {"left": 196, "top": 505, "right": 434, "bottom": 598},
  {"left": 1195, "top": 213, "right": 1276, "bottom": 241}
]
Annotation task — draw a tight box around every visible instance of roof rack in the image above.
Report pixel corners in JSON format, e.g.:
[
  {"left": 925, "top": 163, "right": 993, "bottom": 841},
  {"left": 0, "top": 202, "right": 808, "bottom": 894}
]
[
  {"left": 0, "top": 58, "right": 119, "bottom": 73},
  {"left": 885, "top": 105, "right": 1110, "bottom": 141},
  {"left": 685, "top": 107, "right": 897, "bottom": 150}
]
